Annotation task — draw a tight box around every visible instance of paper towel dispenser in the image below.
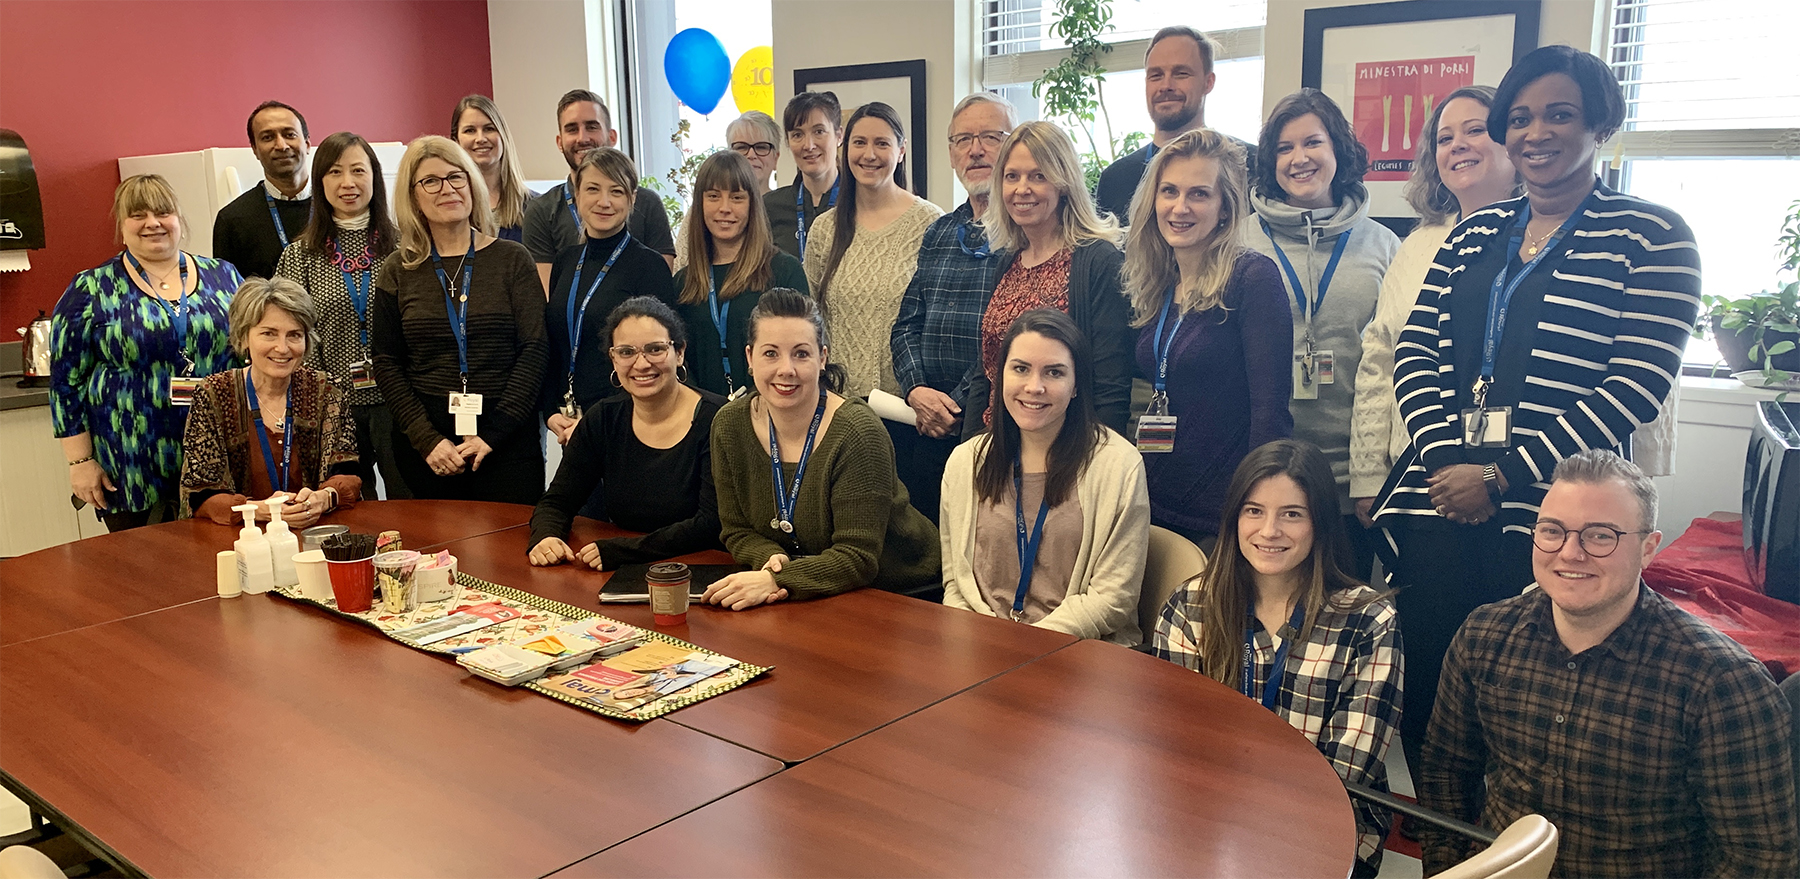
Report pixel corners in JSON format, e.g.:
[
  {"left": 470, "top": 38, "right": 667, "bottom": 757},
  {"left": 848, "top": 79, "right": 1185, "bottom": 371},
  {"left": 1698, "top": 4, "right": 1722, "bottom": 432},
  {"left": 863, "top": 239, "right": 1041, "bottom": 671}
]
[{"left": 0, "top": 129, "right": 47, "bottom": 250}]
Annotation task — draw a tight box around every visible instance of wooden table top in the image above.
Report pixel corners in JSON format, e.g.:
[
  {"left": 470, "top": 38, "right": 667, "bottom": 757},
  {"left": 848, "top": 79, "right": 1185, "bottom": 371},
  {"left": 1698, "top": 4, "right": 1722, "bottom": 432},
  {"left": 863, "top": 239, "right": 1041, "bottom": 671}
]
[
  {"left": 564, "top": 639, "right": 1358, "bottom": 878},
  {"left": 0, "top": 594, "right": 781, "bottom": 878},
  {"left": 0, "top": 501, "right": 532, "bottom": 647},
  {"left": 442, "top": 522, "right": 1080, "bottom": 763}
]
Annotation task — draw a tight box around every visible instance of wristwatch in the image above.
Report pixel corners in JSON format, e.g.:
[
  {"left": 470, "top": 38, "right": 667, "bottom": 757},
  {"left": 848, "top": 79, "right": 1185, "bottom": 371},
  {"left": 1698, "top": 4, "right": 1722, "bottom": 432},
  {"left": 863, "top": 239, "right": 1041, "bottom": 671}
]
[{"left": 1482, "top": 463, "right": 1503, "bottom": 499}]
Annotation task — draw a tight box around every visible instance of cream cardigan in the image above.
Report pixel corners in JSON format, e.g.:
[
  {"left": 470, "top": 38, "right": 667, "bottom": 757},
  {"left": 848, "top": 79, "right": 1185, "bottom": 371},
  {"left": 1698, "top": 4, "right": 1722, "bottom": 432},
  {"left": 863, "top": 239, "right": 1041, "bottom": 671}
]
[{"left": 940, "top": 427, "right": 1149, "bottom": 645}]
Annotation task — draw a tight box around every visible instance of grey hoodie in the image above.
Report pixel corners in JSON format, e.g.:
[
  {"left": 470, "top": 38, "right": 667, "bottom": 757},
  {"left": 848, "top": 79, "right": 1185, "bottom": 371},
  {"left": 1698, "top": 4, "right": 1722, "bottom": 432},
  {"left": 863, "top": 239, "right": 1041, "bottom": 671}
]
[{"left": 1243, "top": 189, "right": 1400, "bottom": 513}]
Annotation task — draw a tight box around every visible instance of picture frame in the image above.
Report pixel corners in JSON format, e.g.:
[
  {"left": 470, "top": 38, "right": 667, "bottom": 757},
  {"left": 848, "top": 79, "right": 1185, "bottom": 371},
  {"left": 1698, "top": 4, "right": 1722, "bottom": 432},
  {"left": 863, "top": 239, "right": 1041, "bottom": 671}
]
[
  {"left": 794, "top": 60, "right": 929, "bottom": 198},
  {"left": 1301, "top": 0, "right": 1541, "bottom": 222}
]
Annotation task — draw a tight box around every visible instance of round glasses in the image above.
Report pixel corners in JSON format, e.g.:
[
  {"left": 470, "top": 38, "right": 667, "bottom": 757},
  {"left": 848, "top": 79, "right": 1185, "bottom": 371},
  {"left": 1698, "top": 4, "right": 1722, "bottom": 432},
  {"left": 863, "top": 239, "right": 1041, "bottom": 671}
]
[
  {"left": 414, "top": 171, "right": 470, "bottom": 194},
  {"left": 948, "top": 130, "right": 1009, "bottom": 152},
  {"left": 1530, "top": 522, "right": 1651, "bottom": 558},
  {"left": 732, "top": 142, "right": 777, "bottom": 158},
  {"left": 609, "top": 341, "right": 674, "bottom": 361}
]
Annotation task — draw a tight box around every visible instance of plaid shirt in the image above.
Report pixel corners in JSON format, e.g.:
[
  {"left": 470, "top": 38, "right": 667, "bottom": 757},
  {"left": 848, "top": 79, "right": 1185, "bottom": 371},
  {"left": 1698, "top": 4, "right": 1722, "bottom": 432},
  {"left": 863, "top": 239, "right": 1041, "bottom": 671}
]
[
  {"left": 889, "top": 202, "right": 1002, "bottom": 405},
  {"left": 1154, "top": 583, "right": 1404, "bottom": 869},
  {"left": 1420, "top": 586, "right": 1798, "bottom": 878}
]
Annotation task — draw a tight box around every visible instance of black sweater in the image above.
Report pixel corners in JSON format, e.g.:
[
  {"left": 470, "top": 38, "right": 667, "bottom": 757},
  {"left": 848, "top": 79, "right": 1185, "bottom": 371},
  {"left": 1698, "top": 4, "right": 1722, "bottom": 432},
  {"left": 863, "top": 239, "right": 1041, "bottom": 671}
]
[
  {"left": 213, "top": 182, "right": 312, "bottom": 281},
  {"left": 542, "top": 230, "right": 677, "bottom": 418}
]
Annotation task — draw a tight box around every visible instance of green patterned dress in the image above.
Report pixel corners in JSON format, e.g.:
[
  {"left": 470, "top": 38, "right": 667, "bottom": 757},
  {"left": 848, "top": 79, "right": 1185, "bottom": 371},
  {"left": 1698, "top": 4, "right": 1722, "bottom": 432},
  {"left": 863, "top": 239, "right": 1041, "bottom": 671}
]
[{"left": 50, "top": 253, "right": 241, "bottom": 514}]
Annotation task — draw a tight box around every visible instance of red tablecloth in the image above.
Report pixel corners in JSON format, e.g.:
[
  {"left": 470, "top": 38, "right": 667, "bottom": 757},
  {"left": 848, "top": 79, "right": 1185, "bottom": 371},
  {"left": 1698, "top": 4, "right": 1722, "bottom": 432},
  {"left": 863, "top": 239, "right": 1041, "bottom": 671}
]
[{"left": 1643, "top": 517, "right": 1800, "bottom": 680}]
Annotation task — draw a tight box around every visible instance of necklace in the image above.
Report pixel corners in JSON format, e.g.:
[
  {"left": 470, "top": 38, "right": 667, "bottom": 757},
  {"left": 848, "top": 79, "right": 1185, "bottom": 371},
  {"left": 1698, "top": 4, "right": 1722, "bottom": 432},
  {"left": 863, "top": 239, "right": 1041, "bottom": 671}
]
[
  {"left": 1522, "top": 222, "right": 1558, "bottom": 257},
  {"left": 139, "top": 257, "right": 179, "bottom": 291}
]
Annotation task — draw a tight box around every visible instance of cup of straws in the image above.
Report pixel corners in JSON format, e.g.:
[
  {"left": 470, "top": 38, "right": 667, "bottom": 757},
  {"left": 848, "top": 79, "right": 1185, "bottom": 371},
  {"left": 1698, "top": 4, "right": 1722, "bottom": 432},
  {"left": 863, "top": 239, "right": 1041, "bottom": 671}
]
[{"left": 321, "top": 532, "right": 377, "bottom": 613}]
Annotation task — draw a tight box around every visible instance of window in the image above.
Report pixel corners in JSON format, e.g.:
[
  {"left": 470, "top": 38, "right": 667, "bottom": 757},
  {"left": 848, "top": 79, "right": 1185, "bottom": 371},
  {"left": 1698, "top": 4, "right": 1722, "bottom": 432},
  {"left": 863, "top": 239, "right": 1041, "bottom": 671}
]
[{"left": 1606, "top": 0, "right": 1800, "bottom": 371}]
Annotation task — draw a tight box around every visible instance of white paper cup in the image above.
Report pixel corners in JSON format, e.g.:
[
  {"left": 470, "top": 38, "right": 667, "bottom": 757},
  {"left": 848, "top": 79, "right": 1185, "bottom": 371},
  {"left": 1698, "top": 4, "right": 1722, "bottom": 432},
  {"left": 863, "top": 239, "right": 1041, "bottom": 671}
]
[
  {"left": 414, "top": 555, "right": 458, "bottom": 602},
  {"left": 293, "top": 550, "right": 332, "bottom": 601}
]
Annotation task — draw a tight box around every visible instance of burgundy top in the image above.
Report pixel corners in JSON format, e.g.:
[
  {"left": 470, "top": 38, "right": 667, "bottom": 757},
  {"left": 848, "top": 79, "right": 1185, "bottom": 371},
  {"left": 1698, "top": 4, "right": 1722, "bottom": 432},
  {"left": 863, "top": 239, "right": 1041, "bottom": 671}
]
[{"left": 980, "top": 248, "right": 1073, "bottom": 387}]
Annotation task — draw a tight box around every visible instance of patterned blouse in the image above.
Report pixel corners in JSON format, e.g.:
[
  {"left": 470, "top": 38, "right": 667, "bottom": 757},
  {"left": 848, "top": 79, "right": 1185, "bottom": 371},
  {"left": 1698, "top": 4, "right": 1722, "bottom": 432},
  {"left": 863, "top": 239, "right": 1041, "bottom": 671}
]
[
  {"left": 1153, "top": 582, "right": 1404, "bottom": 871},
  {"left": 50, "top": 253, "right": 241, "bottom": 514},
  {"left": 979, "top": 248, "right": 1072, "bottom": 390},
  {"left": 276, "top": 228, "right": 385, "bottom": 408},
  {"left": 178, "top": 366, "right": 362, "bottom": 519}
]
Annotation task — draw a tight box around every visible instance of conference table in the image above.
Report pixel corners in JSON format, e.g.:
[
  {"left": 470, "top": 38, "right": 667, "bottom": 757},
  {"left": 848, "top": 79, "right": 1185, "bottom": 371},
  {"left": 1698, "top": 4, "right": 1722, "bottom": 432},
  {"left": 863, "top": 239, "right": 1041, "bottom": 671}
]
[{"left": 0, "top": 500, "right": 1357, "bottom": 877}]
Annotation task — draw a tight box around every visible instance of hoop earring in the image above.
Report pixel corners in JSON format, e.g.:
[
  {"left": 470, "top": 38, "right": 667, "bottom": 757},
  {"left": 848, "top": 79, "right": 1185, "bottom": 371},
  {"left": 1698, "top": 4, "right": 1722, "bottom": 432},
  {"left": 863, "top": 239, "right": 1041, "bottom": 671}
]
[
  {"left": 675, "top": 364, "right": 690, "bottom": 384},
  {"left": 609, "top": 370, "right": 623, "bottom": 388}
]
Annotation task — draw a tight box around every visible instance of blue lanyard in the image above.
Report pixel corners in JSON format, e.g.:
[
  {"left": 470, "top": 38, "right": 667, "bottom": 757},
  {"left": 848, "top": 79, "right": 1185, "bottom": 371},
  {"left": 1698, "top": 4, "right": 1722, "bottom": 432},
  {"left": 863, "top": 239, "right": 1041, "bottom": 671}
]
[
  {"left": 794, "top": 181, "right": 838, "bottom": 256},
  {"left": 1242, "top": 602, "right": 1308, "bottom": 711},
  {"left": 1482, "top": 198, "right": 1588, "bottom": 382},
  {"left": 768, "top": 393, "right": 827, "bottom": 532},
  {"left": 566, "top": 233, "right": 632, "bottom": 389},
  {"left": 1260, "top": 219, "right": 1351, "bottom": 331},
  {"left": 429, "top": 239, "right": 476, "bottom": 389},
  {"left": 264, "top": 185, "right": 291, "bottom": 248},
  {"left": 336, "top": 243, "right": 373, "bottom": 351},
  {"left": 955, "top": 221, "right": 991, "bottom": 259},
  {"left": 1150, "top": 292, "right": 1184, "bottom": 395},
  {"left": 1011, "top": 466, "right": 1052, "bottom": 619},
  {"left": 562, "top": 182, "right": 583, "bottom": 230},
  {"left": 705, "top": 268, "right": 735, "bottom": 391},
  {"left": 246, "top": 369, "right": 295, "bottom": 494},
  {"left": 125, "top": 251, "right": 194, "bottom": 371}
]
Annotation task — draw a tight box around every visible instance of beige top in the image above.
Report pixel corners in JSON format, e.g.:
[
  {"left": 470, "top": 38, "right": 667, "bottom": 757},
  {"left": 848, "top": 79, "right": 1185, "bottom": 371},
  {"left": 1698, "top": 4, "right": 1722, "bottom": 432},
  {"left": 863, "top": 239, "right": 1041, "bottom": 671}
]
[
  {"left": 803, "top": 197, "right": 943, "bottom": 397},
  {"left": 972, "top": 471, "right": 1084, "bottom": 623}
]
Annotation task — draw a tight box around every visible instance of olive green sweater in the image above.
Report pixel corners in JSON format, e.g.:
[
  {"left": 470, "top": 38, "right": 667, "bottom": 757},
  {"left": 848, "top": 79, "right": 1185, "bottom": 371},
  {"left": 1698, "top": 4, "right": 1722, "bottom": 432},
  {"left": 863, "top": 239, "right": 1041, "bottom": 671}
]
[{"left": 711, "top": 394, "right": 940, "bottom": 599}]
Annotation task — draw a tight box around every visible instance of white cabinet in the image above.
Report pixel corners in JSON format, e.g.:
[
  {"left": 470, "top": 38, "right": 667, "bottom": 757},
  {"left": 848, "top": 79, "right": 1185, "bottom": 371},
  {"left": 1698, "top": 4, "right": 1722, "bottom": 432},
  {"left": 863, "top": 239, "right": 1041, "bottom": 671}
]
[{"left": 0, "top": 405, "right": 104, "bottom": 557}]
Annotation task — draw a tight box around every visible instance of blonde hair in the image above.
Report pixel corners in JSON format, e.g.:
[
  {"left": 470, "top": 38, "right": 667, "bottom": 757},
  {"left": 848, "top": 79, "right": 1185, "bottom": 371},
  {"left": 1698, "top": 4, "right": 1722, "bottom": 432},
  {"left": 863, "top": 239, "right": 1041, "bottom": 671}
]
[
  {"left": 112, "top": 174, "right": 186, "bottom": 245},
  {"left": 394, "top": 136, "right": 495, "bottom": 269},
  {"left": 229, "top": 276, "right": 318, "bottom": 358},
  {"left": 452, "top": 95, "right": 530, "bottom": 230},
  {"left": 1123, "top": 129, "right": 1249, "bottom": 326},
  {"left": 980, "top": 122, "right": 1122, "bottom": 254}
]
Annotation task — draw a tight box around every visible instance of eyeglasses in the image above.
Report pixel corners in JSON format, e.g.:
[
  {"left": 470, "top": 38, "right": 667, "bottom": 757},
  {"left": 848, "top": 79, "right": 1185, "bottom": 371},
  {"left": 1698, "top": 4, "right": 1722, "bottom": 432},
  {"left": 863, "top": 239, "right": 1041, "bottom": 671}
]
[
  {"left": 414, "top": 171, "right": 470, "bottom": 194},
  {"left": 1531, "top": 522, "right": 1652, "bottom": 558},
  {"left": 948, "top": 130, "right": 1009, "bottom": 152},
  {"left": 609, "top": 341, "right": 675, "bottom": 361},
  {"left": 732, "top": 141, "right": 777, "bottom": 158}
]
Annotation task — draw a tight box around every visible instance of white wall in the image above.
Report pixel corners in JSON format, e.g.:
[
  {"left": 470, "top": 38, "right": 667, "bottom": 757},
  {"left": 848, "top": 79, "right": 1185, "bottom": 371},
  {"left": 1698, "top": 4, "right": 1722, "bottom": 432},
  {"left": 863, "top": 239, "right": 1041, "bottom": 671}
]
[
  {"left": 771, "top": 0, "right": 976, "bottom": 209},
  {"left": 489, "top": 0, "right": 601, "bottom": 181}
]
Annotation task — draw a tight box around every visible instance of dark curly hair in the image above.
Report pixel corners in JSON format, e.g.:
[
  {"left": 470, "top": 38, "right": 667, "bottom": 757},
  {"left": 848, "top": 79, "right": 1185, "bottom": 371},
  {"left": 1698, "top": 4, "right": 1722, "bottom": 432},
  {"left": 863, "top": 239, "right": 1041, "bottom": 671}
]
[
  {"left": 602, "top": 295, "right": 688, "bottom": 354},
  {"left": 1254, "top": 88, "right": 1369, "bottom": 206}
]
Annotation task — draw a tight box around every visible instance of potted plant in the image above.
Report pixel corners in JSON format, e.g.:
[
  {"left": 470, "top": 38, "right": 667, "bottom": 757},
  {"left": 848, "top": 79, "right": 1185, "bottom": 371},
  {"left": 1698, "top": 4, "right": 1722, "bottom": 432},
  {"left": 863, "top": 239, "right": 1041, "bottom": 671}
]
[{"left": 1695, "top": 198, "right": 1800, "bottom": 389}]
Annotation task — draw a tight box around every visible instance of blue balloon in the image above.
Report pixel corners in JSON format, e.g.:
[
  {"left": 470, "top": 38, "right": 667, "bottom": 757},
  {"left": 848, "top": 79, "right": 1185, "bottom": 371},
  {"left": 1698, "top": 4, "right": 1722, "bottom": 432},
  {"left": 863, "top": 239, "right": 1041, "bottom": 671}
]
[{"left": 663, "top": 29, "right": 732, "bottom": 115}]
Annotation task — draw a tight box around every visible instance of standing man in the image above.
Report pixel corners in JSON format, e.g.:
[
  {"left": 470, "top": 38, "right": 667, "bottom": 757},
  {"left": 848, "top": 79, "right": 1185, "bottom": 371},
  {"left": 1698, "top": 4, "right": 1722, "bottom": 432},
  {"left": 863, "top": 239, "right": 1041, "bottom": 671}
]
[
  {"left": 523, "top": 89, "right": 676, "bottom": 287},
  {"left": 214, "top": 101, "right": 311, "bottom": 280},
  {"left": 887, "top": 93, "right": 1016, "bottom": 522},
  {"left": 1420, "top": 449, "right": 1797, "bottom": 878},
  {"left": 1094, "top": 26, "right": 1251, "bottom": 224}
]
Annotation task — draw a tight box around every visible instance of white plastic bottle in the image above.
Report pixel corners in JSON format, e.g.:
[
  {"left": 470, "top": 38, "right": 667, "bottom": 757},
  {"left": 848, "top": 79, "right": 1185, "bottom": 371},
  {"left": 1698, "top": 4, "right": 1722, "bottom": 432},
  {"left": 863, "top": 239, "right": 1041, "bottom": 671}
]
[
  {"left": 233, "top": 503, "right": 275, "bottom": 595},
  {"left": 265, "top": 494, "right": 300, "bottom": 588}
]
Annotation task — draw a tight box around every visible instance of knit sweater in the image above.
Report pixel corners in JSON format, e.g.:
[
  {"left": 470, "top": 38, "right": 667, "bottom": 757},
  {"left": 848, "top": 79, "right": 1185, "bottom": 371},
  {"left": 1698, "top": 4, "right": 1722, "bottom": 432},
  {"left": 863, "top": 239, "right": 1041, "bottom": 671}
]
[
  {"left": 1351, "top": 221, "right": 1451, "bottom": 498},
  {"left": 940, "top": 428, "right": 1149, "bottom": 645},
  {"left": 803, "top": 198, "right": 944, "bottom": 398},
  {"left": 1245, "top": 190, "right": 1400, "bottom": 513},
  {"left": 711, "top": 394, "right": 941, "bottom": 599},
  {"left": 276, "top": 227, "right": 388, "bottom": 408}
]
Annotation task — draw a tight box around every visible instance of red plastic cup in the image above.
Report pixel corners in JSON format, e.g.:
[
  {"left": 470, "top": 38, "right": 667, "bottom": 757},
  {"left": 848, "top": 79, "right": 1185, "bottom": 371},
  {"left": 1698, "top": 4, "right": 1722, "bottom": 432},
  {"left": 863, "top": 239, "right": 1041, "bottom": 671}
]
[{"left": 326, "top": 555, "right": 376, "bottom": 613}]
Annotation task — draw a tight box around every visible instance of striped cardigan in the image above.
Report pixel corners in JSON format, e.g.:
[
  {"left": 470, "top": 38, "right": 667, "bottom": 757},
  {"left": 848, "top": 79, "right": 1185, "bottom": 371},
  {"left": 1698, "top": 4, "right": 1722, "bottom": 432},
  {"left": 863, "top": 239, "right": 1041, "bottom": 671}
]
[{"left": 1373, "top": 183, "right": 1700, "bottom": 534}]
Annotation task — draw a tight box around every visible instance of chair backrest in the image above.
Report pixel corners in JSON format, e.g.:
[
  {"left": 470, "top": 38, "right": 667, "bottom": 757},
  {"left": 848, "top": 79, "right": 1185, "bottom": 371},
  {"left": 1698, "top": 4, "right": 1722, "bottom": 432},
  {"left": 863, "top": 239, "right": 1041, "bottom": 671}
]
[
  {"left": 1779, "top": 672, "right": 1800, "bottom": 786},
  {"left": 1431, "top": 814, "right": 1559, "bottom": 879},
  {"left": 0, "top": 845, "right": 64, "bottom": 879},
  {"left": 1139, "top": 526, "right": 1206, "bottom": 641}
]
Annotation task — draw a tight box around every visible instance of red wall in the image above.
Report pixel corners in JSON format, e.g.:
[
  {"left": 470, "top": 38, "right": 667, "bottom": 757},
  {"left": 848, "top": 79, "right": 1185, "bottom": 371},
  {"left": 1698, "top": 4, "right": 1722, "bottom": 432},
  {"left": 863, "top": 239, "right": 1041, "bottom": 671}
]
[{"left": 0, "top": 0, "right": 494, "bottom": 331}]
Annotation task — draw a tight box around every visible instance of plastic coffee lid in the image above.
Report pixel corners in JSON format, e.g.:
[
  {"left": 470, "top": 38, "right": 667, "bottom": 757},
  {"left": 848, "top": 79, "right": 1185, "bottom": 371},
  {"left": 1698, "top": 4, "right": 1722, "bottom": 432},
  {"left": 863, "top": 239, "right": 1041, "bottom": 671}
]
[
  {"left": 303, "top": 525, "right": 349, "bottom": 539},
  {"left": 374, "top": 550, "right": 421, "bottom": 565},
  {"left": 646, "top": 562, "right": 691, "bottom": 583}
]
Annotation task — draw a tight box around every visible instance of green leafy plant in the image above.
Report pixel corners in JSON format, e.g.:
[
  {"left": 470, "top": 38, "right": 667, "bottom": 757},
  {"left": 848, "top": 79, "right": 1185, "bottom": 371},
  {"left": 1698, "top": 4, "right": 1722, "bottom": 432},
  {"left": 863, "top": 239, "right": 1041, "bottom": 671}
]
[
  {"left": 1031, "top": 0, "right": 1139, "bottom": 191},
  {"left": 1694, "top": 198, "right": 1800, "bottom": 390},
  {"left": 642, "top": 118, "right": 716, "bottom": 227}
]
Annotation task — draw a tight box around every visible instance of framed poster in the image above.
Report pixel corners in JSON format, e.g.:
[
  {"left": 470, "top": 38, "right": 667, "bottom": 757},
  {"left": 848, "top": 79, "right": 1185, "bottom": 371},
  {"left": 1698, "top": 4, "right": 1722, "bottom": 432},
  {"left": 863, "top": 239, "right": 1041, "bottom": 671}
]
[
  {"left": 1301, "top": 0, "right": 1540, "bottom": 219},
  {"left": 794, "top": 60, "right": 929, "bottom": 199}
]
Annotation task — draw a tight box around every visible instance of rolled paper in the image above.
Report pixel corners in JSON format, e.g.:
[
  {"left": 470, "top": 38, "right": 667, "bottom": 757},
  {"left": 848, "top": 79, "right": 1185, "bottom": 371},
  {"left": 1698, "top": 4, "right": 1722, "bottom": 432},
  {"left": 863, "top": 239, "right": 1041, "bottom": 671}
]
[{"left": 218, "top": 551, "right": 242, "bottom": 598}]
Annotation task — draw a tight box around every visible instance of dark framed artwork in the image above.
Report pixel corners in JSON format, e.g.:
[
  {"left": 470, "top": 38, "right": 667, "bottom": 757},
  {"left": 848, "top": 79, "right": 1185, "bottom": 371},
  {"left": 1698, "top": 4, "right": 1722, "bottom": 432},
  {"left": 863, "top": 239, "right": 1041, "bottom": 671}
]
[
  {"left": 794, "top": 60, "right": 929, "bottom": 198},
  {"left": 1301, "top": 0, "right": 1540, "bottom": 219}
]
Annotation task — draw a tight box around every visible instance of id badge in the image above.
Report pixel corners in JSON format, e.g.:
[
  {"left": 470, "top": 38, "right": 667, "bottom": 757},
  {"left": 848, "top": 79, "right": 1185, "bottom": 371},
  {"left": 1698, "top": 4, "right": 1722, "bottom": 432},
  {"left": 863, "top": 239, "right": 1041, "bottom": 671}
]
[
  {"left": 1136, "top": 415, "right": 1178, "bottom": 453},
  {"left": 349, "top": 359, "right": 377, "bottom": 390},
  {"left": 1292, "top": 354, "right": 1319, "bottom": 401},
  {"left": 449, "top": 392, "right": 484, "bottom": 436},
  {"left": 1460, "top": 406, "right": 1513, "bottom": 448},
  {"left": 169, "top": 375, "right": 202, "bottom": 406},
  {"left": 1314, "top": 350, "right": 1335, "bottom": 385}
]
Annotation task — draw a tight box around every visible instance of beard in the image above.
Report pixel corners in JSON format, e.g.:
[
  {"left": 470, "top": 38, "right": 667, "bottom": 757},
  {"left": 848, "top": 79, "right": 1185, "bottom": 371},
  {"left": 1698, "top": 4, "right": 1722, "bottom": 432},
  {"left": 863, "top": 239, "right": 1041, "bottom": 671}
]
[
  {"left": 959, "top": 175, "right": 991, "bottom": 199},
  {"left": 1150, "top": 100, "right": 1200, "bottom": 134}
]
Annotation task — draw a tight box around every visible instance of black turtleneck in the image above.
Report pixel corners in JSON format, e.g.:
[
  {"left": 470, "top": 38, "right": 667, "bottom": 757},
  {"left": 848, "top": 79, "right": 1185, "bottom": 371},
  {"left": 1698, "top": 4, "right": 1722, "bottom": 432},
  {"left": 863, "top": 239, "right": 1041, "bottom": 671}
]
[{"left": 541, "top": 229, "right": 677, "bottom": 418}]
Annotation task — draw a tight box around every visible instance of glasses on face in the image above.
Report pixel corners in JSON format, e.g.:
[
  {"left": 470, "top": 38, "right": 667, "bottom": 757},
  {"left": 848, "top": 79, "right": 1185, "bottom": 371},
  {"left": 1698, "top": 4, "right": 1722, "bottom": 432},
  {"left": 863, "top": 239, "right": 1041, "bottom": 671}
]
[
  {"left": 414, "top": 171, "right": 470, "bottom": 194},
  {"left": 948, "top": 130, "right": 1009, "bottom": 152},
  {"left": 609, "top": 341, "right": 675, "bottom": 361},
  {"left": 732, "top": 141, "right": 777, "bottom": 158},
  {"left": 1531, "top": 522, "right": 1651, "bottom": 558}
]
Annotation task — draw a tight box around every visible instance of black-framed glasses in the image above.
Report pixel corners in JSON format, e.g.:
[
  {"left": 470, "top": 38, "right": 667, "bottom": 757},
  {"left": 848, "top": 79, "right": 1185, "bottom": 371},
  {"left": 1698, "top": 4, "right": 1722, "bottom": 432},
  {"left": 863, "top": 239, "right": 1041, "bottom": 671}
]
[
  {"left": 731, "top": 141, "right": 777, "bottom": 158},
  {"left": 956, "top": 222, "right": 991, "bottom": 259},
  {"left": 414, "top": 171, "right": 470, "bottom": 194},
  {"left": 609, "top": 341, "right": 675, "bottom": 361},
  {"left": 1531, "top": 522, "right": 1652, "bottom": 558},
  {"left": 948, "top": 130, "right": 1009, "bottom": 152}
]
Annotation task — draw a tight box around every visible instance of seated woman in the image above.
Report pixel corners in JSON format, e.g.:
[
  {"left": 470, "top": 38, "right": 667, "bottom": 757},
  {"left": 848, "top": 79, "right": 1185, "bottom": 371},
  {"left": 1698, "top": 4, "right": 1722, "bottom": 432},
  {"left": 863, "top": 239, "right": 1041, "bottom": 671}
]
[
  {"left": 527, "top": 297, "right": 726, "bottom": 570},
  {"left": 940, "top": 309, "right": 1148, "bottom": 644},
  {"left": 1153, "top": 438, "right": 1401, "bottom": 878},
  {"left": 181, "top": 276, "right": 363, "bottom": 527},
  {"left": 705, "top": 287, "right": 940, "bottom": 610}
]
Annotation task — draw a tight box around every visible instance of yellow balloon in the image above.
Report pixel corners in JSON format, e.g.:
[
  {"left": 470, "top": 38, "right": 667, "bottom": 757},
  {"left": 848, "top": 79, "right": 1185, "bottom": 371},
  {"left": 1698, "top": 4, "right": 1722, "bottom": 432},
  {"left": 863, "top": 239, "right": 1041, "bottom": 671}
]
[{"left": 730, "top": 46, "right": 775, "bottom": 117}]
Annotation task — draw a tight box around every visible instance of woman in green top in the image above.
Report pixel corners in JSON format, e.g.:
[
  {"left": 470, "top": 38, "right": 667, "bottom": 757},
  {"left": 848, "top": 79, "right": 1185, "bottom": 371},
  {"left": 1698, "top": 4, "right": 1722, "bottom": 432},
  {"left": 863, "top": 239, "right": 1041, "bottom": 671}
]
[
  {"left": 705, "top": 288, "right": 940, "bottom": 610},
  {"left": 674, "top": 151, "right": 808, "bottom": 398}
]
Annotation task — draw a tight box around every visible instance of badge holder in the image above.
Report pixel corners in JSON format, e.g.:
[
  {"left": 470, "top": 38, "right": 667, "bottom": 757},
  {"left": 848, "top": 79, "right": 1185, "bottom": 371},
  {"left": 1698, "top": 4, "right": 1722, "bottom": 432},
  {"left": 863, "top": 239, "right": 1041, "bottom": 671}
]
[
  {"left": 1461, "top": 380, "right": 1512, "bottom": 448},
  {"left": 1292, "top": 352, "right": 1318, "bottom": 401},
  {"left": 558, "top": 382, "right": 583, "bottom": 421},
  {"left": 1135, "top": 392, "right": 1177, "bottom": 453},
  {"left": 349, "top": 359, "right": 377, "bottom": 390},
  {"left": 449, "top": 392, "right": 483, "bottom": 436},
  {"left": 169, "top": 359, "right": 201, "bottom": 406}
]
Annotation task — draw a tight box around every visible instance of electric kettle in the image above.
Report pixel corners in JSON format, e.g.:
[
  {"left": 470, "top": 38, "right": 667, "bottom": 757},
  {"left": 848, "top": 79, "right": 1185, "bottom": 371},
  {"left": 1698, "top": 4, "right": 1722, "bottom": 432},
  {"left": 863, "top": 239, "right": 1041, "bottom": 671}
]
[{"left": 16, "top": 310, "right": 51, "bottom": 386}]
